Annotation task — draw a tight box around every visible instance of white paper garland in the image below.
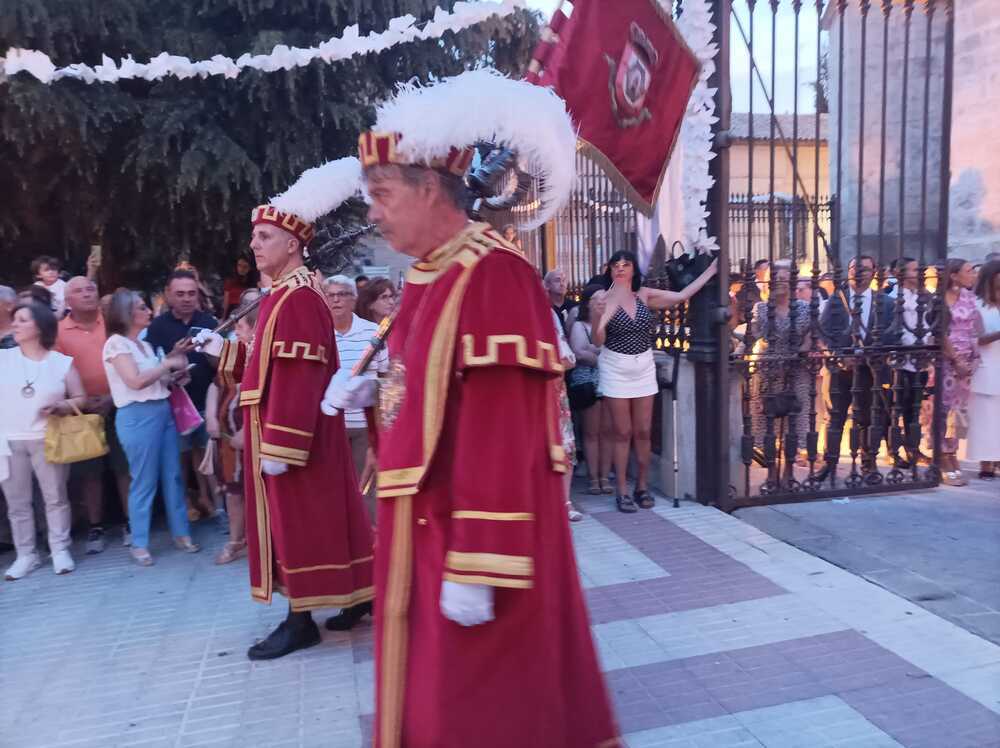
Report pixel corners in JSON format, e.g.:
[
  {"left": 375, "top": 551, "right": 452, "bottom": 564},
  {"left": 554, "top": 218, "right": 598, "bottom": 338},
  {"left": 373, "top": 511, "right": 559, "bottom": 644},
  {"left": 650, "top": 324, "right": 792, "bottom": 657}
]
[
  {"left": 1, "top": 0, "right": 524, "bottom": 86},
  {"left": 675, "top": 0, "right": 719, "bottom": 254}
]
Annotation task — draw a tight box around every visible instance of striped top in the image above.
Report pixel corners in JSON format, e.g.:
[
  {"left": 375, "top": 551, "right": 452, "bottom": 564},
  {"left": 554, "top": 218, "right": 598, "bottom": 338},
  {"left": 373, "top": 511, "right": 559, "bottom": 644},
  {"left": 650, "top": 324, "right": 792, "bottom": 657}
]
[{"left": 335, "top": 314, "right": 389, "bottom": 429}]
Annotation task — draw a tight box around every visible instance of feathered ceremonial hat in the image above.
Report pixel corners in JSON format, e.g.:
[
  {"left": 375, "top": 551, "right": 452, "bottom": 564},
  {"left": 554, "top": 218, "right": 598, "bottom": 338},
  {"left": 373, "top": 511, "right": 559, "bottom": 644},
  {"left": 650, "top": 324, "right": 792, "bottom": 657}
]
[
  {"left": 251, "top": 157, "right": 363, "bottom": 245},
  {"left": 358, "top": 68, "right": 577, "bottom": 228}
]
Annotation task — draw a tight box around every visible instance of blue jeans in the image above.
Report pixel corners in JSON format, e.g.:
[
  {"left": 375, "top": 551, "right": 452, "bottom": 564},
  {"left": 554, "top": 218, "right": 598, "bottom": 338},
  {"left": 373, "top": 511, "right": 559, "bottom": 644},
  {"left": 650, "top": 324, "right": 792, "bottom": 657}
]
[{"left": 115, "top": 399, "right": 191, "bottom": 549}]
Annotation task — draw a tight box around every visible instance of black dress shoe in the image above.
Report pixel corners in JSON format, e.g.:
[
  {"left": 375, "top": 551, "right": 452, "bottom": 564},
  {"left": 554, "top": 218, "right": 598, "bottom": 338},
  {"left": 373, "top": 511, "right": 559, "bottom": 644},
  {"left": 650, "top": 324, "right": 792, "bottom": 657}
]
[
  {"left": 811, "top": 462, "right": 834, "bottom": 484},
  {"left": 247, "top": 616, "right": 321, "bottom": 660},
  {"left": 325, "top": 601, "right": 373, "bottom": 631}
]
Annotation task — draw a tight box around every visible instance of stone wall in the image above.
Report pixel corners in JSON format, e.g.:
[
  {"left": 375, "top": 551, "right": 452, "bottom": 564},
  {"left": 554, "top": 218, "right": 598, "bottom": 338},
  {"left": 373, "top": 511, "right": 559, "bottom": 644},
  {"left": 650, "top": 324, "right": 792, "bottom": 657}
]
[
  {"left": 949, "top": 0, "right": 1000, "bottom": 262},
  {"left": 827, "top": 4, "right": 947, "bottom": 266},
  {"left": 827, "top": 2, "right": 1000, "bottom": 266}
]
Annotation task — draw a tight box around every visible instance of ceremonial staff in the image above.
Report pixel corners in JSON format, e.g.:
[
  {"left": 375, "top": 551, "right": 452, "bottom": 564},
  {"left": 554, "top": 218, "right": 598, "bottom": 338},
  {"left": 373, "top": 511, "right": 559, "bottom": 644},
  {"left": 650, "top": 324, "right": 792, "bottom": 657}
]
[{"left": 198, "top": 223, "right": 377, "bottom": 337}]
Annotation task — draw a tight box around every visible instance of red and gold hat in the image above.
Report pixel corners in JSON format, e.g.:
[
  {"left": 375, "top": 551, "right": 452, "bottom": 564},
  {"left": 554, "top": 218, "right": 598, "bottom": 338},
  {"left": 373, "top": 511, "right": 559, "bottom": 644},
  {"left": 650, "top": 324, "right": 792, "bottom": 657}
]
[
  {"left": 250, "top": 205, "right": 315, "bottom": 246},
  {"left": 358, "top": 131, "right": 474, "bottom": 177},
  {"left": 358, "top": 69, "right": 576, "bottom": 229},
  {"left": 250, "top": 157, "right": 363, "bottom": 246}
]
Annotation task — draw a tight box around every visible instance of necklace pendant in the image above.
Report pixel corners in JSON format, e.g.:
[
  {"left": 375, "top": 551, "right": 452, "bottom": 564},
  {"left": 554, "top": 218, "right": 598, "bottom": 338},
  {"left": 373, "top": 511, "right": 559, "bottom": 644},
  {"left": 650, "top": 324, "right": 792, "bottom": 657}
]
[{"left": 21, "top": 384, "right": 35, "bottom": 398}]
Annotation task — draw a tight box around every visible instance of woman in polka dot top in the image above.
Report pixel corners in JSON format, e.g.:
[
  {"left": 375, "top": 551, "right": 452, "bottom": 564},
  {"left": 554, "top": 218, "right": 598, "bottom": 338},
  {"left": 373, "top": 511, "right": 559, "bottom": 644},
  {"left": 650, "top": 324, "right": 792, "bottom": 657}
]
[{"left": 593, "top": 250, "right": 718, "bottom": 513}]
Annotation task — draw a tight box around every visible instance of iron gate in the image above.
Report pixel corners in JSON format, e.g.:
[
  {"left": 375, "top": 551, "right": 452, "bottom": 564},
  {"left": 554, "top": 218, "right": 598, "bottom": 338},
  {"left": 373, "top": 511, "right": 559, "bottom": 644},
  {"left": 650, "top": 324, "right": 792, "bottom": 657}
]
[
  {"left": 517, "top": 0, "right": 955, "bottom": 510},
  {"left": 713, "top": 0, "right": 954, "bottom": 509}
]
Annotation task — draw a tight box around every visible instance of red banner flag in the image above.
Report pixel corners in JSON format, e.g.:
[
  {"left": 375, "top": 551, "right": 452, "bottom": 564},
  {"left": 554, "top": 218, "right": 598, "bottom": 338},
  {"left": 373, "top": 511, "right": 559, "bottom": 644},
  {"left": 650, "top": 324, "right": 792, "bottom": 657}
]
[{"left": 528, "top": 0, "right": 699, "bottom": 215}]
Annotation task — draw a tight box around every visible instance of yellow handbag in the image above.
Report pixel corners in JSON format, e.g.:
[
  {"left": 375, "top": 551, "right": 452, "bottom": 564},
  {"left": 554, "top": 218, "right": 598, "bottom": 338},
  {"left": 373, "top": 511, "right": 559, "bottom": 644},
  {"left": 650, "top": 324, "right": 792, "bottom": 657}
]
[{"left": 44, "top": 403, "right": 109, "bottom": 464}]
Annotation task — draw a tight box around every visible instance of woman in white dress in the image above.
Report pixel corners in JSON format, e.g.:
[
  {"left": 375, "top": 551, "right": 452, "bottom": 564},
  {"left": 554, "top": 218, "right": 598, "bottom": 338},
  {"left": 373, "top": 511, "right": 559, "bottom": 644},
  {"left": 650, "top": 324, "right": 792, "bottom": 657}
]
[
  {"left": 967, "top": 260, "right": 1000, "bottom": 479},
  {"left": 593, "top": 250, "right": 718, "bottom": 512}
]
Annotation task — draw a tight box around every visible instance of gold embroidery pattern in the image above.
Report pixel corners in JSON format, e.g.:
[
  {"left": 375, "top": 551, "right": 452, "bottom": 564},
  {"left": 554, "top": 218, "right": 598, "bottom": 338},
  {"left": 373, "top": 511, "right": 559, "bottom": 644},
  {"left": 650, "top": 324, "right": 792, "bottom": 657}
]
[
  {"left": 239, "top": 286, "right": 292, "bottom": 405},
  {"left": 380, "top": 496, "right": 413, "bottom": 748},
  {"left": 379, "top": 358, "right": 407, "bottom": 430},
  {"left": 445, "top": 551, "right": 533, "bottom": 578},
  {"left": 265, "top": 423, "right": 313, "bottom": 438},
  {"left": 274, "top": 265, "right": 316, "bottom": 290},
  {"left": 248, "top": 404, "right": 274, "bottom": 603},
  {"left": 376, "top": 239, "right": 486, "bottom": 499},
  {"left": 219, "top": 340, "right": 242, "bottom": 388},
  {"left": 461, "top": 334, "right": 564, "bottom": 372},
  {"left": 278, "top": 556, "right": 374, "bottom": 574},
  {"left": 259, "top": 442, "right": 308, "bottom": 466},
  {"left": 288, "top": 587, "right": 375, "bottom": 612},
  {"left": 451, "top": 510, "right": 534, "bottom": 522},
  {"left": 442, "top": 572, "right": 533, "bottom": 589},
  {"left": 272, "top": 340, "right": 328, "bottom": 364}
]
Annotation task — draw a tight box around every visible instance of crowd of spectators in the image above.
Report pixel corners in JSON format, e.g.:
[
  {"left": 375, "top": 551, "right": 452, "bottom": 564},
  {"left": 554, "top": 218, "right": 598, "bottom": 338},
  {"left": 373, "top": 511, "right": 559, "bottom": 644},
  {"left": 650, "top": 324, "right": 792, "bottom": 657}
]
[
  {"left": 728, "top": 253, "right": 1000, "bottom": 487},
  {"left": 1, "top": 245, "right": 995, "bottom": 581},
  {"left": 0, "top": 251, "right": 405, "bottom": 580}
]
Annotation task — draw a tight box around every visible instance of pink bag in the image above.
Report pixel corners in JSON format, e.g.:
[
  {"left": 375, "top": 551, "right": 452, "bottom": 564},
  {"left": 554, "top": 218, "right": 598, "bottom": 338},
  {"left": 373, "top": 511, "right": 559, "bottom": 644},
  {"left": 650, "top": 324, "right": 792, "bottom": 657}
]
[{"left": 168, "top": 386, "right": 205, "bottom": 436}]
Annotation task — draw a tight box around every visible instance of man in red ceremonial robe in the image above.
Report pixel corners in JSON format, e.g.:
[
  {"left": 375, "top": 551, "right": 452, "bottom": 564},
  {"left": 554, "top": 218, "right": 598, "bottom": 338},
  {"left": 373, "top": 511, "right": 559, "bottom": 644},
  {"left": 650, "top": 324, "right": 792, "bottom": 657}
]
[
  {"left": 326, "top": 121, "right": 620, "bottom": 746},
  {"left": 201, "top": 202, "right": 374, "bottom": 660}
]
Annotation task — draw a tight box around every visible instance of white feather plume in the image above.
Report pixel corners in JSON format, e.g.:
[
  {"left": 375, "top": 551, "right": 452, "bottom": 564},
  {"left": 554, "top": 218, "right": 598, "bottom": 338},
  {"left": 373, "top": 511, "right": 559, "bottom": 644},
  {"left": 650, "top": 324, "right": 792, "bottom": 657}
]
[
  {"left": 373, "top": 68, "right": 577, "bottom": 228},
  {"left": 269, "top": 157, "right": 362, "bottom": 223}
]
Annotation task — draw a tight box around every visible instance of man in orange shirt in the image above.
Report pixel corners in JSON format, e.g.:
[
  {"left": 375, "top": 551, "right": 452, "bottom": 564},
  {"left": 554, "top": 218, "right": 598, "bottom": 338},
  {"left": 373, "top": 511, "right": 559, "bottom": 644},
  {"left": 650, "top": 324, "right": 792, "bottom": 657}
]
[{"left": 55, "top": 276, "right": 130, "bottom": 553}]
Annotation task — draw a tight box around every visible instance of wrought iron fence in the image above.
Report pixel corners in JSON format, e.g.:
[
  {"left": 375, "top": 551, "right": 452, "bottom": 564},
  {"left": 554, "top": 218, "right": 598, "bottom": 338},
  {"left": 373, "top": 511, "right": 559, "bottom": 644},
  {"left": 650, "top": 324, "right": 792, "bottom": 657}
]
[
  {"left": 728, "top": 193, "right": 835, "bottom": 272},
  {"left": 719, "top": 0, "right": 954, "bottom": 509}
]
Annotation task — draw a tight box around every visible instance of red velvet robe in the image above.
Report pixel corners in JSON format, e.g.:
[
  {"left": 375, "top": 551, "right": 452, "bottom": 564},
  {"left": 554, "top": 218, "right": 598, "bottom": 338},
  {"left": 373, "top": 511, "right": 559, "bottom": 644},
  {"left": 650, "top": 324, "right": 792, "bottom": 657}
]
[
  {"left": 219, "top": 266, "right": 374, "bottom": 611},
  {"left": 374, "top": 224, "right": 620, "bottom": 748}
]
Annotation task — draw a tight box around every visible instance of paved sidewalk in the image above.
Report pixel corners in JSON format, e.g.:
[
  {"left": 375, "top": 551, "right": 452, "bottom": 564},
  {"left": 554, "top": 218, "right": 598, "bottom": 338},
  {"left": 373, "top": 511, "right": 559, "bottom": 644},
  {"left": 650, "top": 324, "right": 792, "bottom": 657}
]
[
  {"left": 2, "top": 487, "right": 999, "bottom": 748},
  {"left": 735, "top": 479, "right": 1000, "bottom": 644}
]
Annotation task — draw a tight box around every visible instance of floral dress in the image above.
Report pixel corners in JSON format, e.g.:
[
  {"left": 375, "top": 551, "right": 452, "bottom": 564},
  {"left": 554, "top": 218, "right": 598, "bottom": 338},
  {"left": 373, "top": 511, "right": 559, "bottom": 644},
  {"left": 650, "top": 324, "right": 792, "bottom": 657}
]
[
  {"left": 551, "top": 310, "right": 577, "bottom": 465},
  {"left": 941, "top": 288, "right": 982, "bottom": 451}
]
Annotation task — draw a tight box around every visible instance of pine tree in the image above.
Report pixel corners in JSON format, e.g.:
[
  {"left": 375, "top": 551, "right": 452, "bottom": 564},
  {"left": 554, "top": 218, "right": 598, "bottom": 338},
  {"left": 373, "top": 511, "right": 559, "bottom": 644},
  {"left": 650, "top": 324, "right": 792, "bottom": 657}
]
[{"left": 0, "top": 1, "right": 539, "bottom": 291}]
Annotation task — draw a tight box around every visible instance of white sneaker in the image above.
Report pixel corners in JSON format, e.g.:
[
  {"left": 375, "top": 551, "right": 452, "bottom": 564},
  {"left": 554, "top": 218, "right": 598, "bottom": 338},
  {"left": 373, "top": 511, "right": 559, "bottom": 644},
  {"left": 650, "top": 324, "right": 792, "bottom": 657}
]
[
  {"left": 52, "top": 550, "right": 75, "bottom": 575},
  {"left": 5, "top": 553, "right": 41, "bottom": 580}
]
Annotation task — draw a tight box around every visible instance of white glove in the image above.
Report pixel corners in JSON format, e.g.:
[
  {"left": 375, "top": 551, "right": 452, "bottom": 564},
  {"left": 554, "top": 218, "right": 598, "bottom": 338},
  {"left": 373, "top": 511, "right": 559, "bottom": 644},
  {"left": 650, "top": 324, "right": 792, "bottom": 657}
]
[
  {"left": 320, "top": 369, "right": 377, "bottom": 416},
  {"left": 261, "top": 459, "right": 288, "bottom": 477},
  {"left": 440, "top": 580, "right": 494, "bottom": 627},
  {"left": 192, "top": 329, "right": 224, "bottom": 356}
]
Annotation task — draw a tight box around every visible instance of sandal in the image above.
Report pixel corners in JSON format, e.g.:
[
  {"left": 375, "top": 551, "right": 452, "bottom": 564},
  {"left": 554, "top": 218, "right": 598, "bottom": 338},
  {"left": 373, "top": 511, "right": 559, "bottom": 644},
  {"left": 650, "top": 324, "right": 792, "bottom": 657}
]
[
  {"left": 599, "top": 480, "right": 615, "bottom": 495},
  {"left": 588, "top": 479, "right": 602, "bottom": 495},
  {"left": 174, "top": 537, "right": 202, "bottom": 553},
  {"left": 616, "top": 495, "right": 638, "bottom": 513},
  {"left": 215, "top": 540, "right": 247, "bottom": 565},
  {"left": 130, "top": 547, "right": 154, "bottom": 566},
  {"left": 941, "top": 471, "right": 968, "bottom": 487},
  {"left": 566, "top": 502, "right": 584, "bottom": 522},
  {"left": 634, "top": 490, "right": 655, "bottom": 509}
]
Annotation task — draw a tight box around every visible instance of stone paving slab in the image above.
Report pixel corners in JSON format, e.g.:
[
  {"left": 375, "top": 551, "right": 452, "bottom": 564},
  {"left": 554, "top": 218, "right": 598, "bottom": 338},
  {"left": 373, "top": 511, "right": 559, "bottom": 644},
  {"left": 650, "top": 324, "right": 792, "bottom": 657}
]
[
  {"left": 734, "top": 481, "right": 1000, "bottom": 644},
  {"left": 2, "top": 490, "right": 999, "bottom": 747}
]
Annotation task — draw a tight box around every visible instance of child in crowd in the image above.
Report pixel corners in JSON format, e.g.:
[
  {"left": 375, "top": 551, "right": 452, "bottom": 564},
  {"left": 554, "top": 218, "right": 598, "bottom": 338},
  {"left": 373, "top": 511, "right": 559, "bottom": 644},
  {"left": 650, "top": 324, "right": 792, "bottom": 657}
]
[
  {"left": 204, "top": 290, "right": 259, "bottom": 564},
  {"left": 32, "top": 256, "right": 67, "bottom": 317}
]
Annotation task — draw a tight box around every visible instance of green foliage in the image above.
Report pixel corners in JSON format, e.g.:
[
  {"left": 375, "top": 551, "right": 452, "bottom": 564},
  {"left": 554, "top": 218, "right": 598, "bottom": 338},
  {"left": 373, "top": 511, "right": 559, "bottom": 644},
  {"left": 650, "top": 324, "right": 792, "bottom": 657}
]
[{"left": 0, "top": 0, "right": 539, "bottom": 291}]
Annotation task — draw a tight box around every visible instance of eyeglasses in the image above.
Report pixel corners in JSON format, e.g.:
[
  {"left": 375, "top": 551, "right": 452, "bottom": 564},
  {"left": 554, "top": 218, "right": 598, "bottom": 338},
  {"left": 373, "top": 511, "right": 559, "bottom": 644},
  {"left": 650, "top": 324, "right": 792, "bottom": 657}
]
[{"left": 378, "top": 291, "right": 396, "bottom": 301}]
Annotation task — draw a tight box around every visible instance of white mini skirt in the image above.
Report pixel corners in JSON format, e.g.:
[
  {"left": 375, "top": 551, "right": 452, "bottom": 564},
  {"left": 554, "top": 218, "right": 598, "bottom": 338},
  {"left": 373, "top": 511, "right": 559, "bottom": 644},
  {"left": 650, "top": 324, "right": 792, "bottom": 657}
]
[{"left": 599, "top": 348, "right": 659, "bottom": 399}]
